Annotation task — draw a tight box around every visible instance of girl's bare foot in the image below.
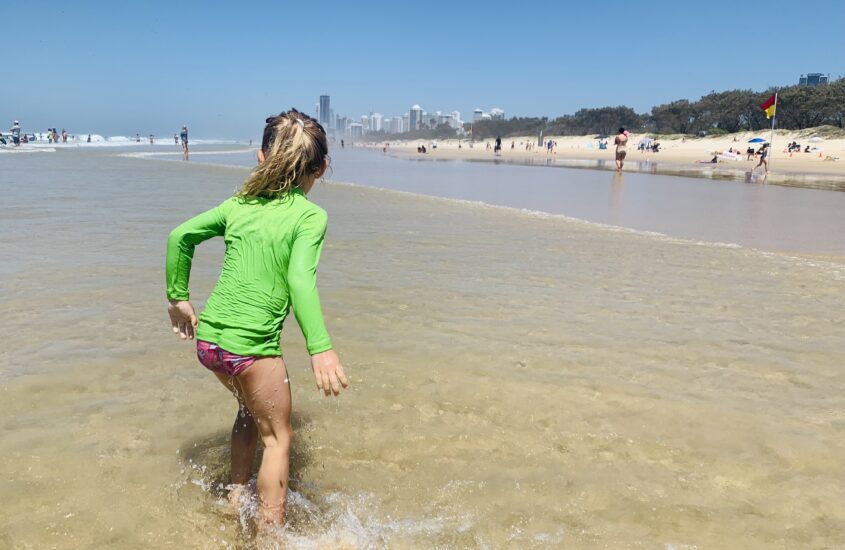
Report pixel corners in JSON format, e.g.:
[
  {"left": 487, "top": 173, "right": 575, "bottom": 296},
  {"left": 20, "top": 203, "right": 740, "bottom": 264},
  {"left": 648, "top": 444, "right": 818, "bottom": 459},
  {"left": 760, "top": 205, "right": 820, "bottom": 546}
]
[{"left": 227, "top": 483, "right": 247, "bottom": 513}]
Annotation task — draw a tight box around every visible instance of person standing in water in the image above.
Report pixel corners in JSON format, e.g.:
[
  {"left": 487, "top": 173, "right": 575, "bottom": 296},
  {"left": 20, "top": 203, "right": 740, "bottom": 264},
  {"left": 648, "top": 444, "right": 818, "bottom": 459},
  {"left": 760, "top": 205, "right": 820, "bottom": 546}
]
[
  {"left": 174, "top": 133, "right": 179, "bottom": 145},
  {"left": 10, "top": 120, "right": 21, "bottom": 147},
  {"left": 614, "top": 127, "right": 629, "bottom": 171},
  {"left": 165, "top": 109, "right": 348, "bottom": 529},
  {"left": 180, "top": 125, "right": 189, "bottom": 160}
]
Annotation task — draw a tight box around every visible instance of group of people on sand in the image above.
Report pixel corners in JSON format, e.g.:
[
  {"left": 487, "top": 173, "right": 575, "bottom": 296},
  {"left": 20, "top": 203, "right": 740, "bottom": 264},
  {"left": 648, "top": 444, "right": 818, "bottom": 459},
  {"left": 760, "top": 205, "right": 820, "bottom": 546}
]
[{"left": 786, "top": 141, "right": 814, "bottom": 154}]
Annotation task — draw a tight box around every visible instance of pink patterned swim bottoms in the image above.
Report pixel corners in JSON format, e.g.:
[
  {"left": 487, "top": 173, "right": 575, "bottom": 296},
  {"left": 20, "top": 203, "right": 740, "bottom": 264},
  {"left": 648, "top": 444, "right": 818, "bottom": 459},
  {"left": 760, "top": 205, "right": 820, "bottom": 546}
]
[{"left": 196, "top": 340, "right": 257, "bottom": 377}]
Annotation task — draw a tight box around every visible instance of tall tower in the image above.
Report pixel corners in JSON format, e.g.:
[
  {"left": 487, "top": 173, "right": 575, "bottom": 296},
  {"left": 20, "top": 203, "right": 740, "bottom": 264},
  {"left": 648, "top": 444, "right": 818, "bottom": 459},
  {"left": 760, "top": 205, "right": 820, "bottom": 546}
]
[
  {"left": 319, "top": 95, "right": 330, "bottom": 128},
  {"left": 409, "top": 104, "right": 423, "bottom": 131}
]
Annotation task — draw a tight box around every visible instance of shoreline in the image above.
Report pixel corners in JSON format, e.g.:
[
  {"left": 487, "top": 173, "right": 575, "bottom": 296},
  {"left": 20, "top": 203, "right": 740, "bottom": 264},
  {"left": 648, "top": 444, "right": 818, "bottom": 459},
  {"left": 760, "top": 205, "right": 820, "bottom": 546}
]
[{"left": 364, "top": 130, "right": 845, "bottom": 191}]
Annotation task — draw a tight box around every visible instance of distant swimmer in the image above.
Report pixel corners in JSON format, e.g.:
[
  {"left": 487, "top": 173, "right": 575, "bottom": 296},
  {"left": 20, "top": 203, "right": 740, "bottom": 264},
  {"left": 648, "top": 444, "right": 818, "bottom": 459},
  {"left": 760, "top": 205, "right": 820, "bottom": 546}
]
[
  {"left": 10, "top": 120, "right": 21, "bottom": 147},
  {"left": 136, "top": 133, "right": 141, "bottom": 143},
  {"left": 341, "top": 139, "right": 344, "bottom": 149},
  {"left": 61, "top": 128, "right": 68, "bottom": 143},
  {"left": 614, "top": 127, "right": 629, "bottom": 171},
  {"left": 180, "top": 125, "right": 189, "bottom": 160},
  {"left": 149, "top": 134, "right": 154, "bottom": 144},
  {"left": 174, "top": 133, "right": 179, "bottom": 144},
  {"left": 87, "top": 134, "right": 92, "bottom": 143}
]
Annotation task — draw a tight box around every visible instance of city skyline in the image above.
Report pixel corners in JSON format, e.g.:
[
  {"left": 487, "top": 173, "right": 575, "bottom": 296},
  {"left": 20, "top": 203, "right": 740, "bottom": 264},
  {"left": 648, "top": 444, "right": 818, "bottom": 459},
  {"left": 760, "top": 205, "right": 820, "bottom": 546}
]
[{"left": 315, "top": 93, "right": 510, "bottom": 137}]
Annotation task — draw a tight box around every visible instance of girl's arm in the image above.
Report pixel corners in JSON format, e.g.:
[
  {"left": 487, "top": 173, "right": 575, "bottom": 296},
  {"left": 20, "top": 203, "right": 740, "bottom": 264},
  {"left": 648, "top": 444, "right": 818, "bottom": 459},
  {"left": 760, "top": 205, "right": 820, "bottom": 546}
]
[
  {"left": 288, "top": 208, "right": 349, "bottom": 395},
  {"left": 287, "top": 208, "right": 332, "bottom": 354},
  {"left": 165, "top": 203, "right": 228, "bottom": 301}
]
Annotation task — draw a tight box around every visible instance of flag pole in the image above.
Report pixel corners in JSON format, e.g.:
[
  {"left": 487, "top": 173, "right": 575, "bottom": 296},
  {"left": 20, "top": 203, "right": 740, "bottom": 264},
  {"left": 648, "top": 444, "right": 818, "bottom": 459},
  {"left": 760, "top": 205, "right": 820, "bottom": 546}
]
[{"left": 769, "top": 92, "right": 778, "bottom": 170}]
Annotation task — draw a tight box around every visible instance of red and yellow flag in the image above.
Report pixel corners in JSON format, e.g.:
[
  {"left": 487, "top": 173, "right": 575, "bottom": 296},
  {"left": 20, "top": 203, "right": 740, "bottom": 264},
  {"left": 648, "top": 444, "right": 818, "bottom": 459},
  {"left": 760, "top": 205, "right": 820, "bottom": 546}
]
[{"left": 760, "top": 94, "right": 777, "bottom": 119}]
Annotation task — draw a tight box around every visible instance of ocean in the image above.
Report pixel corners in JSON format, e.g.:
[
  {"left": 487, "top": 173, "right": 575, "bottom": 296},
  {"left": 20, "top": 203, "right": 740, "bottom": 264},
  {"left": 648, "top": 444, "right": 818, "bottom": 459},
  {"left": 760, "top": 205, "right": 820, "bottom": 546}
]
[{"left": 1, "top": 146, "right": 843, "bottom": 548}]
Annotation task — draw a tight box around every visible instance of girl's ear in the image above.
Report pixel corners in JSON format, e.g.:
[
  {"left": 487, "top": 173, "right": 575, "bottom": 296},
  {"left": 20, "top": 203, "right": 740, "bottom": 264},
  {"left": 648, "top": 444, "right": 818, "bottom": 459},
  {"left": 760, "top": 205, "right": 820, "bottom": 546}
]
[
  {"left": 257, "top": 149, "right": 266, "bottom": 165},
  {"left": 315, "top": 157, "right": 329, "bottom": 179}
]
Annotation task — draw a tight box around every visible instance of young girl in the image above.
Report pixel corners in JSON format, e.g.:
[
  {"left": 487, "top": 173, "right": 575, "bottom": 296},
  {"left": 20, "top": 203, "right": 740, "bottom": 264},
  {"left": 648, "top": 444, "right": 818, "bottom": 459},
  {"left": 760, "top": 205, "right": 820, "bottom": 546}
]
[{"left": 165, "top": 109, "right": 349, "bottom": 526}]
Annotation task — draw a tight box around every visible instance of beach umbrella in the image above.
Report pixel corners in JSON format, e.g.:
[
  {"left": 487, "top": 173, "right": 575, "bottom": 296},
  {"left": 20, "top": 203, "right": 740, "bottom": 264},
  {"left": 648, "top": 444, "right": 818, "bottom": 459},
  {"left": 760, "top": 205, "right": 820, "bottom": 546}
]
[
  {"left": 748, "top": 137, "right": 767, "bottom": 143},
  {"left": 808, "top": 136, "right": 824, "bottom": 143}
]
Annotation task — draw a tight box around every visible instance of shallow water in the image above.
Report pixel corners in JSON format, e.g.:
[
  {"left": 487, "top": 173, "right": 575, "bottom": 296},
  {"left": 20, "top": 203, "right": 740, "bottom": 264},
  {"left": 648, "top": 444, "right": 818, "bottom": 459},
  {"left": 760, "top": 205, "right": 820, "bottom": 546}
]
[
  {"left": 1, "top": 148, "right": 844, "bottom": 548},
  {"left": 144, "top": 147, "right": 845, "bottom": 256}
]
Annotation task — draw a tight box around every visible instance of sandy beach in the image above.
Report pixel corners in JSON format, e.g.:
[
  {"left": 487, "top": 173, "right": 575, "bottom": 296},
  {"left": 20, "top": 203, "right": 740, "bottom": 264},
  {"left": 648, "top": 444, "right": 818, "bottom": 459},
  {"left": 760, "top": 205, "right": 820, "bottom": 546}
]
[{"left": 373, "top": 129, "right": 845, "bottom": 186}]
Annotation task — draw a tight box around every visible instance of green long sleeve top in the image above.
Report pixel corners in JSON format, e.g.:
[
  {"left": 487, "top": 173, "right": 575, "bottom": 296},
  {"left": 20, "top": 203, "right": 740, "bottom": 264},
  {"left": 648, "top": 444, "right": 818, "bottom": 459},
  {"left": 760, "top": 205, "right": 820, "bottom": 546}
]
[{"left": 165, "top": 188, "right": 332, "bottom": 357}]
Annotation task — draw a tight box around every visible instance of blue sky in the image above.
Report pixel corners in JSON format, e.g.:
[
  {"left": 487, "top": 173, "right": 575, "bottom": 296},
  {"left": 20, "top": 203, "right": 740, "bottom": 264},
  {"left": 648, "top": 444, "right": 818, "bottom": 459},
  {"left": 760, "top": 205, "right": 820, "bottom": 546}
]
[{"left": 2, "top": 0, "right": 843, "bottom": 139}]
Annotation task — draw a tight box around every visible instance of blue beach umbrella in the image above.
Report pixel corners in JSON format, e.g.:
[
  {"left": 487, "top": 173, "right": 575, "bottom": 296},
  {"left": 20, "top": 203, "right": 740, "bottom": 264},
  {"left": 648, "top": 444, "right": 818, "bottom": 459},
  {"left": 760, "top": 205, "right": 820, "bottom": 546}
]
[{"left": 748, "top": 137, "right": 767, "bottom": 143}]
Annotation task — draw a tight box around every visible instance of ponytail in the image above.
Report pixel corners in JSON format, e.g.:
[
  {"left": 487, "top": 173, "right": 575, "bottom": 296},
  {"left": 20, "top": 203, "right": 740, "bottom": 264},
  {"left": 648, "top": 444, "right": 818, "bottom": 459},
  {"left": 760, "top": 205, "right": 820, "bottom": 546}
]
[{"left": 239, "top": 109, "right": 328, "bottom": 199}]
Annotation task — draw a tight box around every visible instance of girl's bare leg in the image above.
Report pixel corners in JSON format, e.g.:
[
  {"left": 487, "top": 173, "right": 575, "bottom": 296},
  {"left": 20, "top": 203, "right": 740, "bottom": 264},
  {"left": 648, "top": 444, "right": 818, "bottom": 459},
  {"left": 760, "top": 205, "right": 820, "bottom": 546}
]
[
  {"left": 214, "top": 374, "right": 259, "bottom": 503},
  {"left": 234, "top": 357, "right": 292, "bottom": 525}
]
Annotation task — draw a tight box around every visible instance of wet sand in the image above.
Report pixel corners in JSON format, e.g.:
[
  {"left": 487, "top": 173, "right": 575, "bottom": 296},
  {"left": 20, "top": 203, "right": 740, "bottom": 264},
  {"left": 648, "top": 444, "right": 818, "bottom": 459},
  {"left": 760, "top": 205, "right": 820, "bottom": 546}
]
[{"left": 1, "top": 149, "right": 844, "bottom": 548}]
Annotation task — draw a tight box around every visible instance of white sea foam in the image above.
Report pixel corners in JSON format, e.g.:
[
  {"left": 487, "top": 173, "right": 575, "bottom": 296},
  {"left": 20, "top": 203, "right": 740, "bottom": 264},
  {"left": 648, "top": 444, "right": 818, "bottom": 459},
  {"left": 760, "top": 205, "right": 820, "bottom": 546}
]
[
  {"left": 9, "top": 133, "right": 241, "bottom": 148},
  {"left": 120, "top": 148, "right": 253, "bottom": 159},
  {"left": 0, "top": 147, "right": 57, "bottom": 154},
  {"left": 184, "top": 461, "right": 478, "bottom": 549}
]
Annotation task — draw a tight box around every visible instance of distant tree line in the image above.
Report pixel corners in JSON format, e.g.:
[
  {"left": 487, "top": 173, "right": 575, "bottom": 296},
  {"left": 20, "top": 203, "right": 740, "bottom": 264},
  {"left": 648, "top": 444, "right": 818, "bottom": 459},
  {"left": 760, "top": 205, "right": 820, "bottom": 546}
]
[{"left": 465, "top": 78, "right": 845, "bottom": 139}]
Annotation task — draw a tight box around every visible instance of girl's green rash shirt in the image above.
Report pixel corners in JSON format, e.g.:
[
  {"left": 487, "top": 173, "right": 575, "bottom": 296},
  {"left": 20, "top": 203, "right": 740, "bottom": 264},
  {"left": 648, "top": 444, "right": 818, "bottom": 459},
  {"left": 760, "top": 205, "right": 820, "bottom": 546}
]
[{"left": 166, "top": 188, "right": 332, "bottom": 357}]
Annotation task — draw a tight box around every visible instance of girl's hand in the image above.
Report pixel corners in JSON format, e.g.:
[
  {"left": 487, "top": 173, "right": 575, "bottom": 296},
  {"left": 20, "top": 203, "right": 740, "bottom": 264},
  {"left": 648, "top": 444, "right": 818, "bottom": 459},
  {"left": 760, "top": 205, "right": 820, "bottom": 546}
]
[
  {"left": 310, "top": 350, "right": 349, "bottom": 396},
  {"left": 168, "top": 300, "right": 198, "bottom": 340}
]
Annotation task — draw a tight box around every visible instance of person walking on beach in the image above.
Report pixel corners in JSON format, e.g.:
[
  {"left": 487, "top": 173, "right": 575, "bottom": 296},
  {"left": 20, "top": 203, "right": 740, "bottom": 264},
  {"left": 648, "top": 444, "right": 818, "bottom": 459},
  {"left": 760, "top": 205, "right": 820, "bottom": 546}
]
[
  {"left": 10, "top": 120, "right": 21, "bottom": 147},
  {"left": 614, "top": 127, "right": 629, "bottom": 170},
  {"left": 165, "top": 109, "right": 348, "bottom": 530},
  {"left": 179, "top": 125, "right": 189, "bottom": 160},
  {"left": 755, "top": 143, "right": 769, "bottom": 174}
]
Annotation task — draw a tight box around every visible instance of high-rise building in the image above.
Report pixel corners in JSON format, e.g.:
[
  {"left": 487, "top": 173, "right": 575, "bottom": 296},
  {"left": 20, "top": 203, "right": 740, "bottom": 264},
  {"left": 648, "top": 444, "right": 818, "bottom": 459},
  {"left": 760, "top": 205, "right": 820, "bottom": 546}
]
[
  {"left": 490, "top": 107, "right": 505, "bottom": 120},
  {"left": 472, "top": 108, "right": 484, "bottom": 122},
  {"left": 386, "top": 116, "right": 404, "bottom": 134},
  {"left": 799, "top": 73, "right": 830, "bottom": 86},
  {"left": 360, "top": 115, "right": 370, "bottom": 132},
  {"left": 370, "top": 113, "right": 384, "bottom": 132},
  {"left": 409, "top": 104, "right": 423, "bottom": 131},
  {"left": 319, "top": 95, "right": 331, "bottom": 127},
  {"left": 348, "top": 123, "right": 363, "bottom": 139}
]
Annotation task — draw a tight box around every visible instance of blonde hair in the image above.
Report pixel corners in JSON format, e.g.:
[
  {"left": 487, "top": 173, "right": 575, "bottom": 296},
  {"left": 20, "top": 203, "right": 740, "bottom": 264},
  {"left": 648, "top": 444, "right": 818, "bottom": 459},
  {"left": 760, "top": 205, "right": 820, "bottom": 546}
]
[{"left": 238, "top": 109, "right": 328, "bottom": 199}]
